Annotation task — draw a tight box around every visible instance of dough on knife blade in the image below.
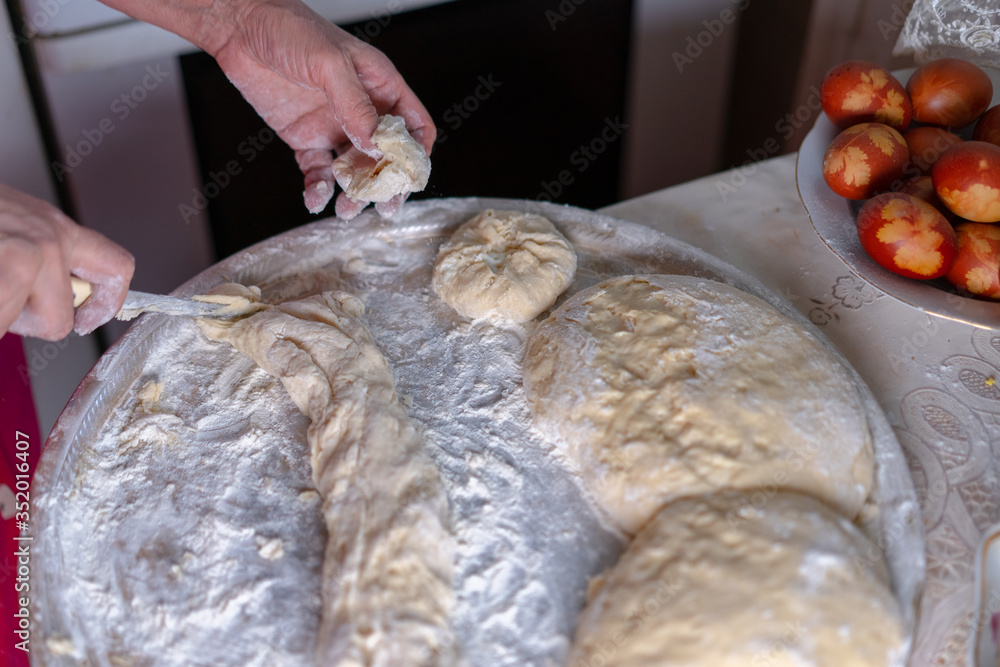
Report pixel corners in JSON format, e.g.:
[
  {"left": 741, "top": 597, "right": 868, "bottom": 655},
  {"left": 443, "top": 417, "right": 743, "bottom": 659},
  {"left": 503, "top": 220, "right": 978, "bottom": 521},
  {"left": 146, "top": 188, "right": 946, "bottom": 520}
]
[
  {"left": 198, "top": 286, "right": 457, "bottom": 666},
  {"left": 523, "top": 274, "right": 874, "bottom": 536},
  {"left": 432, "top": 209, "right": 577, "bottom": 323},
  {"left": 568, "top": 492, "right": 906, "bottom": 667}
]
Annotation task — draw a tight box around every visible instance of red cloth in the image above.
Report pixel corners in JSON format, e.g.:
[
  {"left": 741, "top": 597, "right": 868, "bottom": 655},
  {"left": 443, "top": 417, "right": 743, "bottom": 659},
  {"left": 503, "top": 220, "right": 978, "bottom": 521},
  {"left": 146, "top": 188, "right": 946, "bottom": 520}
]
[{"left": 0, "top": 333, "right": 41, "bottom": 666}]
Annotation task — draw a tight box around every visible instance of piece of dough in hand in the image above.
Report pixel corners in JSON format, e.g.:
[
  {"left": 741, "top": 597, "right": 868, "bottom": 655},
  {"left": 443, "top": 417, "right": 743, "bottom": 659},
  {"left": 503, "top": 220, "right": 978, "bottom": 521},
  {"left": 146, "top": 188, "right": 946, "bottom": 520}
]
[
  {"left": 432, "top": 209, "right": 577, "bottom": 322},
  {"left": 332, "top": 115, "right": 430, "bottom": 204},
  {"left": 568, "top": 492, "right": 906, "bottom": 667},
  {"left": 523, "top": 274, "right": 874, "bottom": 535}
]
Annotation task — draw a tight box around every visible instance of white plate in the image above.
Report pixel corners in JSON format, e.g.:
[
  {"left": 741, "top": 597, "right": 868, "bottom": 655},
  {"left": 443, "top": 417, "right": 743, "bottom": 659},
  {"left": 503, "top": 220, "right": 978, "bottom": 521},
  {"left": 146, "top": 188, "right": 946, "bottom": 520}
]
[{"left": 796, "top": 66, "right": 1000, "bottom": 329}]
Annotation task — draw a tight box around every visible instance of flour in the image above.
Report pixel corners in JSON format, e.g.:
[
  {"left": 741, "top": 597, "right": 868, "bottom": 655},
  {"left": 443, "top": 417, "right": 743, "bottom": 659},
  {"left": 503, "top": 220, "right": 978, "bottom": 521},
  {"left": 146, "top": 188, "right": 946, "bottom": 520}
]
[
  {"left": 39, "top": 223, "right": 621, "bottom": 666},
  {"left": 32, "top": 199, "right": 920, "bottom": 667}
]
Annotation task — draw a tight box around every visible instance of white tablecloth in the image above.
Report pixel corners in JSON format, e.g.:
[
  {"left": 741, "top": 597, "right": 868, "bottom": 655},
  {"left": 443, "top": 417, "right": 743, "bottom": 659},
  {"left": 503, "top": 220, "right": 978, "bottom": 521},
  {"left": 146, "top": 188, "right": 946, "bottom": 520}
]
[{"left": 600, "top": 153, "right": 999, "bottom": 666}]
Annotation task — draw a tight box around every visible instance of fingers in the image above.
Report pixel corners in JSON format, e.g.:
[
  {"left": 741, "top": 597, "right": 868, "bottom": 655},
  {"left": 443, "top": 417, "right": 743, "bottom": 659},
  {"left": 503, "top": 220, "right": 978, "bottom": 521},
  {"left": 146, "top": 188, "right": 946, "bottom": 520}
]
[
  {"left": 69, "top": 226, "right": 134, "bottom": 335},
  {"left": 335, "top": 193, "right": 366, "bottom": 221},
  {"left": 341, "top": 38, "right": 435, "bottom": 156},
  {"left": 322, "top": 56, "right": 382, "bottom": 159},
  {"left": 329, "top": 36, "right": 435, "bottom": 157},
  {"left": 385, "top": 87, "right": 437, "bottom": 156},
  {"left": 0, "top": 239, "right": 44, "bottom": 339},
  {"left": 0, "top": 188, "right": 74, "bottom": 339},
  {"left": 297, "top": 149, "right": 336, "bottom": 214},
  {"left": 374, "top": 193, "right": 407, "bottom": 219}
]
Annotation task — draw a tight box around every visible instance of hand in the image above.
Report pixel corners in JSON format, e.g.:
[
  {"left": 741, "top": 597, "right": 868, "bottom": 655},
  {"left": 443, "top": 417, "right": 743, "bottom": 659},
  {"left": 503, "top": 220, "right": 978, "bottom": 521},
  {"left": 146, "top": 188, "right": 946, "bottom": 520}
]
[
  {"left": 0, "top": 185, "right": 134, "bottom": 340},
  {"left": 209, "top": 1, "right": 435, "bottom": 216},
  {"left": 96, "top": 0, "right": 435, "bottom": 215}
]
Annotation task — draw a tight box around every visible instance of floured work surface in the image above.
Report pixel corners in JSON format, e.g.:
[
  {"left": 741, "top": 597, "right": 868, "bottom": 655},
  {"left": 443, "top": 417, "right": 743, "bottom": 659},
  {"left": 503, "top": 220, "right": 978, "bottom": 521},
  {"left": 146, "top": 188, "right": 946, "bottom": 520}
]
[{"left": 30, "top": 198, "right": 924, "bottom": 666}]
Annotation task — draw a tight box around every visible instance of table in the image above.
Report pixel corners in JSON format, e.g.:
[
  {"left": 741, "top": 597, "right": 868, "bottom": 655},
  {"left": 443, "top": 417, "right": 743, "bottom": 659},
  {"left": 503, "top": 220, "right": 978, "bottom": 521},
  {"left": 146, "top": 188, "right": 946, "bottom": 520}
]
[{"left": 601, "top": 153, "right": 997, "bottom": 666}]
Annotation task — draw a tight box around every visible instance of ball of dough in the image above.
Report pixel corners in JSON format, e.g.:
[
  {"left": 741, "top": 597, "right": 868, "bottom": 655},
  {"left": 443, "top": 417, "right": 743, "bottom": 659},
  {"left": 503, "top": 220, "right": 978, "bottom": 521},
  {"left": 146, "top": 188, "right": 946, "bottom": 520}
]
[
  {"left": 331, "top": 114, "right": 430, "bottom": 203},
  {"left": 432, "top": 209, "right": 577, "bottom": 322},
  {"left": 523, "top": 274, "right": 874, "bottom": 535},
  {"left": 568, "top": 492, "right": 906, "bottom": 667}
]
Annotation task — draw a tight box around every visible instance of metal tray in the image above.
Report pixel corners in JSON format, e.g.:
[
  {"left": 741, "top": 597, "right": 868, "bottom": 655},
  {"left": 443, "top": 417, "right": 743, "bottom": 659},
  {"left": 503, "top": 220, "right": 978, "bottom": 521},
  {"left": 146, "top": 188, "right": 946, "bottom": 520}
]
[{"left": 30, "top": 198, "right": 924, "bottom": 666}]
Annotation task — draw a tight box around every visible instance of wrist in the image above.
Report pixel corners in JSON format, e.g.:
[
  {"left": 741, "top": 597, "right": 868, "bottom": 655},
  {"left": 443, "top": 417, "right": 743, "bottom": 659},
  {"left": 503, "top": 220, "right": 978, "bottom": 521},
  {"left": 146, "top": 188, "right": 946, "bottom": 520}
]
[{"left": 96, "top": 0, "right": 252, "bottom": 56}]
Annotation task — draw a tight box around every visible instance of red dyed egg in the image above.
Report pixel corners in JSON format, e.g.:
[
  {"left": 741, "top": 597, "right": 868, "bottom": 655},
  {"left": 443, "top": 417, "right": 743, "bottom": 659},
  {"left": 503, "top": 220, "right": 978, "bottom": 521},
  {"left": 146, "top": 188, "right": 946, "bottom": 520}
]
[
  {"left": 907, "top": 58, "right": 993, "bottom": 127},
  {"left": 823, "top": 123, "right": 909, "bottom": 199},
  {"left": 856, "top": 192, "right": 958, "bottom": 279},
  {"left": 973, "top": 105, "right": 1000, "bottom": 147},
  {"left": 903, "top": 126, "right": 962, "bottom": 174},
  {"left": 945, "top": 222, "right": 1000, "bottom": 298},
  {"left": 932, "top": 141, "right": 1000, "bottom": 222},
  {"left": 821, "top": 60, "right": 912, "bottom": 130}
]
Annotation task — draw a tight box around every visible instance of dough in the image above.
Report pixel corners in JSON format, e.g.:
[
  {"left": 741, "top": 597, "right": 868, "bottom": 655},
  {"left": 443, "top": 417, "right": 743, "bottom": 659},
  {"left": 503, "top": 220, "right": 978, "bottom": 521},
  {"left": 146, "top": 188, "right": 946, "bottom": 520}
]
[
  {"left": 432, "top": 209, "right": 577, "bottom": 322},
  {"left": 568, "top": 492, "right": 906, "bottom": 667},
  {"left": 523, "top": 275, "right": 874, "bottom": 535},
  {"left": 199, "top": 287, "right": 456, "bottom": 666},
  {"left": 332, "top": 115, "right": 430, "bottom": 203},
  {"left": 116, "top": 284, "right": 268, "bottom": 321}
]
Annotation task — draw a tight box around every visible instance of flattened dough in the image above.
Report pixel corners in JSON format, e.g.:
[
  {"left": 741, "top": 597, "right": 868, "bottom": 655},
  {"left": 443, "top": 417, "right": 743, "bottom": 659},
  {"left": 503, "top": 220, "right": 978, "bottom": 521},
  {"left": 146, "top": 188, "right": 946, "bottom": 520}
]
[
  {"left": 332, "top": 114, "right": 430, "bottom": 203},
  {"left": 568, "top": 492, "right": 906, "bottom": 667},
  {"left": 523, "top": 275, "right": 874, "bottom": 535},
  {"left": 432, "top": 209, "right": 577, "bottom": 322},
  {"left": 199, "top": 287, "right": 456, "bottom": 666}
]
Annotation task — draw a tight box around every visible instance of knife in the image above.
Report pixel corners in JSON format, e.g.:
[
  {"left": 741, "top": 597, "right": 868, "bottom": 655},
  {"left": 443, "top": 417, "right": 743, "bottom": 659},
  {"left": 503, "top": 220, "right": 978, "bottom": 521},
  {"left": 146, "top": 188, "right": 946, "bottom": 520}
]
[{"left": 70, "top": 277, "right": 258, "bottom": 321}]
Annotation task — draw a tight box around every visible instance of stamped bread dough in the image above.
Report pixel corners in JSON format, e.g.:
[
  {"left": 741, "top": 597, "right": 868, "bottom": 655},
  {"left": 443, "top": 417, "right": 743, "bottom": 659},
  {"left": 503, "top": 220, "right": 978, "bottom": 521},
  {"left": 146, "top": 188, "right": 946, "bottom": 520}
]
[
  {"left": 331, "top": 115, "right": 430, "bottom": 203},
  {"left": 198, "top": 287, "right": 456, "bottom": 666},
  {"left": 567, "top": 492, "right": 906, "bottom": 666},
  {"left": 432, "top": 209, "right": 577, "bottom": 322},
  {"left": 523, "top": 274, "right": 874, "bottom": 535}
]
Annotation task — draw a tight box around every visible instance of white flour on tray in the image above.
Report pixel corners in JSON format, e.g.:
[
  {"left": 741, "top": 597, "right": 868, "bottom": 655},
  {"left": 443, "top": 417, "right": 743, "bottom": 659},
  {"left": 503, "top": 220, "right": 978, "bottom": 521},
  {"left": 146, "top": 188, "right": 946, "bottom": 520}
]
[{"left": 43, "top": 243, "right": 622, "bottom": 666}]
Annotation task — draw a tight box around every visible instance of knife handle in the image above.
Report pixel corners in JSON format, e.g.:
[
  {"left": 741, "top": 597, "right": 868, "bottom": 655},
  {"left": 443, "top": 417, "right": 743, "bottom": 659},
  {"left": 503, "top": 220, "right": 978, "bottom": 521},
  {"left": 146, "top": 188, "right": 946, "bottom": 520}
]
[{"left": 70, "top": 276, "right": 92, "bottom": 308}]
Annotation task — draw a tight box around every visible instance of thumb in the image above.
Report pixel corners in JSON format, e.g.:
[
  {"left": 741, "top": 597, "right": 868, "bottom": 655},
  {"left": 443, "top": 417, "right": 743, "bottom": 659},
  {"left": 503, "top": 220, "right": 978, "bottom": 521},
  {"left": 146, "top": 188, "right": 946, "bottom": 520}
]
[{"left": 325, "top": 67, "right": 381, "bottom": 159}]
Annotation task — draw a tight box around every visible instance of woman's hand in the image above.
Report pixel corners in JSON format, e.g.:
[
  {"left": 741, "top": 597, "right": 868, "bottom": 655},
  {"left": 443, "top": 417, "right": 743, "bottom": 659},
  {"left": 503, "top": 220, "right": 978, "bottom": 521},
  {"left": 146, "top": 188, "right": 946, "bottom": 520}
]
[
  {"left": 0, "top": 185, "right": 134, "bottom": 340},
  {"left": 99, "top": 0, "right": 435, "bottom": 215}
]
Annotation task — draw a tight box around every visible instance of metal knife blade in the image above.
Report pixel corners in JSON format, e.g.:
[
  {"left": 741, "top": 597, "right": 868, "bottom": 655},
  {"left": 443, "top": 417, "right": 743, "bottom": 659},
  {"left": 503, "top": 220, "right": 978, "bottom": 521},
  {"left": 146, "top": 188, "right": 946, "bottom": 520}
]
[{"left": 71, "top": 277, "right": 254, "bottom": 321}]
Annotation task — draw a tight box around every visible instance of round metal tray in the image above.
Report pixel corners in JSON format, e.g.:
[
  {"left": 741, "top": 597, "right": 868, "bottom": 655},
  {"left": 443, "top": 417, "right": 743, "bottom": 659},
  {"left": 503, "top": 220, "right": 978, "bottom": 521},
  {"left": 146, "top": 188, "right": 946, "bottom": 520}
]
[{"left": 31, "top": 198, "right": 924, "bottom": 666}]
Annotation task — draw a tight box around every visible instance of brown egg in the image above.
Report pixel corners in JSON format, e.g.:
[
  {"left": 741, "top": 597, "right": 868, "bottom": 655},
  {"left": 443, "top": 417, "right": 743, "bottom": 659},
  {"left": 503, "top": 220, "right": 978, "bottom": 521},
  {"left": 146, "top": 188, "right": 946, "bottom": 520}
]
[
  {"left": 821, "top": 60, "right": 911, "bottom": 130},
  {"left": 973, "top": 105, "right": 1000, "bottom": 147},
  {"left": 856, "top": 192, "right": 958, "bottom": 279},
  {"left": 945, "top": 222, "right": 1000, "bottom": 298},
  {"left": 822, "top": 123, "right": 909, "bottom": 200},
  {"left": 932, "top": 141, "right": 1000, "bottom": 222},
  {"left": 899, "top": 173, "right": 954, "bottom": 220},
  {"left": 907, "top": 58, "right": 993, "bottom": 127},
  {"left": 903, "top": 126, "right": 962, "bottom": 174}
]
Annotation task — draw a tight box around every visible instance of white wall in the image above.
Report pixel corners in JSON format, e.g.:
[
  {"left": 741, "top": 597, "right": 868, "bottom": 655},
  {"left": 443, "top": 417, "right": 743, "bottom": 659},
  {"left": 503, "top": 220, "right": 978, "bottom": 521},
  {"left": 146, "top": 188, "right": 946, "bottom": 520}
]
[
  {"left": 621, "top": 0, "right": 742, "bottom": 198},
  {"left": 39, "top": 57, "right": 216, "bottom": 343},
  {"left": 0, "top": 7, "right": 101, "bottom": 439}
]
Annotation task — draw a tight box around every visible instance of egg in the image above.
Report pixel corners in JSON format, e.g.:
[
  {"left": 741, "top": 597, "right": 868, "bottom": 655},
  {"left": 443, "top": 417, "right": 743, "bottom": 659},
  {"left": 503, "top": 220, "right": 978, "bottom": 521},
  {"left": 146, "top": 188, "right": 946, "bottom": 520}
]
[
  {"left": 856, "top": 192, "right": 958, "bottom": 279},
  {"left": 898, "top": 173, "right": 954, "bottom": 219},
  {"left": 932, "top": 141, "right": 1000, "bottom": 222},
  {"left": 903, "top": 126, "right": 962, "bottom": 174},
  {"left": 907, "top": 58, "right": 993, "bottom": 127},
  {"left": 822, "top": 123, "right": 909, "bottom": 199},
  {"left": 973, "top": 105, "right": 1000, "bottom": 146},
  {"left": 945, "top": 222, "right": 1000, "bottom": 298},
  {"left": 820, "top": 60, "right": 911, "bottom": 130}
]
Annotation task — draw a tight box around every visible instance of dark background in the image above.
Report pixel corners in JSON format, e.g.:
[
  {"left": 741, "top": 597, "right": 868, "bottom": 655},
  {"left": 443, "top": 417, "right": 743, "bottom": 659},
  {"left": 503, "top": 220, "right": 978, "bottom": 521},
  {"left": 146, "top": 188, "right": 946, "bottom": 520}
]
[{"left": 181, "top": 0, "right": 635, "bottom": 260}]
